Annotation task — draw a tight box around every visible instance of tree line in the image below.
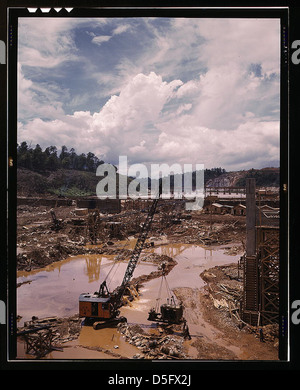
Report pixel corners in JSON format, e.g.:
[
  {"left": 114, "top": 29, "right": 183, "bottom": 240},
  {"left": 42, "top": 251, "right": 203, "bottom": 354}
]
[
  {"left": 236, "top": 168, "right": 279, "bottom": 187},
  {"left": 17, "top": 142, "right": 105, "bottom": 173},
  {"left": 202, "top": 167, "right": 226, "bottom": 184},
  {"left": 17, "top": 142, "right": 227, "bottom": 185}
]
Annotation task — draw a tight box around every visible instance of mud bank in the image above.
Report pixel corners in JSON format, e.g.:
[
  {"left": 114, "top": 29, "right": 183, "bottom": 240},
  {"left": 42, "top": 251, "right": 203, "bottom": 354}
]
[
  {"left": 17, "top": 242, "right": 132, "bottom": 272},
  {"left": 174, "top": 264, "right": 279, "bottom": 360},
  {"left": 17, "top": 262, "right": 278, "bottom": 361}
]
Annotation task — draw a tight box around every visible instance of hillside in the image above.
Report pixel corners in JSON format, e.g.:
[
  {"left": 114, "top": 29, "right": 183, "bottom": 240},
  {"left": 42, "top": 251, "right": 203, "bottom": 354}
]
[
  {"left": 17, "top": 168, "right": 130, "bottom": 197},
  {"left": 205, "top": 167, "right": 280, "bottom": 188},
  {"left": 17, "top": 166, "right": 280, "bottom": 197}
]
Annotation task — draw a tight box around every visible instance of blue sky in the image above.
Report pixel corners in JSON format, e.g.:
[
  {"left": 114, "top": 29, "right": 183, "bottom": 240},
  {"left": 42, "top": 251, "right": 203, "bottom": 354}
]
[{"left": 18, "top": 17, "right": 280, "bottom": 171}]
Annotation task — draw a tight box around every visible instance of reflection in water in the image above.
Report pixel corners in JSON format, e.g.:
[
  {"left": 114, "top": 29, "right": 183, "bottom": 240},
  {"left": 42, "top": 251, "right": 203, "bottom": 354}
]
[
  {"left": 17, "top": 252, "right": 157, "bottom": 325},
  {"left": 154, "top": 243, "right": 189, "bottom": 258},
  {"left": 84, "top": 256, "right": 102, "bottom": 283},
  {"left": 204, "top": 248, "right": 213, "bottom": 261},
  {"left": 17, "top": 243, "right": 240, "bottom": 326}
]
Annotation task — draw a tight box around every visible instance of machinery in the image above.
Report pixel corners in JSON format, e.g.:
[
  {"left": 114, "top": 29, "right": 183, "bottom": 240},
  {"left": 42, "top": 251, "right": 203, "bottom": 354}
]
[
  {"left": 79, "top": 191, "right": 161, "bottom": 327},
  {"left": 147, "top": 262, "right": 184, "bottom": 325},
  {"left": 50, "top": 210, "right": 63, "bottom": 231}
]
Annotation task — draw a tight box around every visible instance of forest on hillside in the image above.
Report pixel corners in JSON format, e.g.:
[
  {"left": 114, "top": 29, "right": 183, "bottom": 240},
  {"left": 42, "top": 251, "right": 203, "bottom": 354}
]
[
  {"left": 235, "top": 168, "right": 279, "bottom": 187},
  {"left": 17, "top": 143, "right": 279, "bottom": 196},
  {"left": 17, "top": 142, "right": 227, "bottom": 183},
  {"left": 17, "top": 142, "right": 105, "bottom": 173}
]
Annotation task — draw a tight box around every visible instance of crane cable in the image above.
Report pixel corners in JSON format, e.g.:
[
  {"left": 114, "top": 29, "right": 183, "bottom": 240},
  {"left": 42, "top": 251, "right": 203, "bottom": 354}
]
[
  {"left": 155, "top": 267, "right": 173, "bottom": 312},
  {"left": 101, "top": 240, "right": 128, "bottom": 290}
]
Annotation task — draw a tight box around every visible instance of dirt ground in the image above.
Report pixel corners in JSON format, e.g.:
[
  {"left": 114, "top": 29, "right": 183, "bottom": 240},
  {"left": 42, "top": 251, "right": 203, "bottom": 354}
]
[
  {"left": 16, "top": 201, "right": 278, "bottom": 360},
  {"left": 16, "top": 203, "right": 246, "bottom": 271},
  {"left": 174, "top": 265, "right": 278, "bottom": 360}
]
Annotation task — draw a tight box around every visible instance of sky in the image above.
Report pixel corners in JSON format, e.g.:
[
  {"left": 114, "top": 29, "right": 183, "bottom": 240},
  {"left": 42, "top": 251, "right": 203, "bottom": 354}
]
[{"left": 17, "top": 16, "right": 281, "bottom": 173}]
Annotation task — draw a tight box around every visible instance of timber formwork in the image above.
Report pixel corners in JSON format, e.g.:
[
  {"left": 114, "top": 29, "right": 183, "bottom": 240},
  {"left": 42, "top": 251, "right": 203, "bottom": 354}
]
[
  {"left": 21, "top": 327, "right": 54, "bottom": 358},
  {"left": 242, "top": 255, "right": 259, "bottom": 325},
  {"left": 257, "top": 226, "right": 280, "bottom": 325},
  {"left": 241, "top": 226, "right": 279, "bottom": 326}
]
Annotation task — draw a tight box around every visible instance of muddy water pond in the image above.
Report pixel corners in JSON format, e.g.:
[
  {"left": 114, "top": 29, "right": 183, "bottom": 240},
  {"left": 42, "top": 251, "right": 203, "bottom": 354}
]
[
  {"left": 17, "top": 253, "right": 157, "bottom": 325},
  {"left": 121, "top": 243, "right": 241, "bottom": 324},
  {"left": 17, "top": 242, "right": 241, "bottom": 359}
]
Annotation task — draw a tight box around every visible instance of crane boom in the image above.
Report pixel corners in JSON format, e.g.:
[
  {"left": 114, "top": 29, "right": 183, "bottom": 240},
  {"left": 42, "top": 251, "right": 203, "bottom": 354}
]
[
  {"left": 79, "top": 190, "right": 161, "bottom": 323},
  {"left": 113, "top": 194, "right": 161, "bottom": 307}
]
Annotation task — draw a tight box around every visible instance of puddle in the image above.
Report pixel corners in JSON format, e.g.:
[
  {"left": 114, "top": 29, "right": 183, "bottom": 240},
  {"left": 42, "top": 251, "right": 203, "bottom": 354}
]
[
  {"left": 17, "top": 242, "right": 242, "bottom": 359},
  {"left": 17, "top": 253, "right": 157, "bottom": 325},
  {"left": 78, "top": 326, "right": 140, "bottom": 357},
  {"left": 155, "top": 243, "right": 240, "bottom": 288},
  {"left": 121, "top": 243, "right": 241, "bottom": 329}
]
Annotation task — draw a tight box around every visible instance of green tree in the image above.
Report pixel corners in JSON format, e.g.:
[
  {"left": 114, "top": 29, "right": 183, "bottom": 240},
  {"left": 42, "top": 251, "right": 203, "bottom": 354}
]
[
  {"left": 45, "top": 146, "right": 59, "bottom": 171},
  {"left": 32, "top": 144, "right": 47, "bottom": 172},
  {"left": 69, "top": 148, "right": 78, "bottom": 170},
  {"left": 86, "top": 152, "right": 97, "bottom": 172},
  {"left": 61, "top": 156, "right": 71, "bottom": 169},
  {"left": 17, "top": 141, "right": 33, "bottom": 169},
  {"left": 59, "top": 145, "right": 69, "bottom": 161},
  {"left": 77, "top": 153, "right": 87, "bottom": 170}
]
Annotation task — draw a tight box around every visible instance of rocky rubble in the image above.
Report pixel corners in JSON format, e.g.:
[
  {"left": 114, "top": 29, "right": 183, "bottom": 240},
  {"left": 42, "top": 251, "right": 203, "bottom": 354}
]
[
  {"left": 164, "top": 214, "right": 246, "bottom": 246},
  {"left": 17, "top": 204, "right": 247, "bottom": 272},
  {"left": 200, "top": 264, "right": 279, "bottom": 347},
  {"left": 117, "top": 322, "right": 186, "bottom": 359},
  {"left": 17, "top": 314, "right": 82, "bottom": 355},
  {"left": 17, "top": 242, "right": 134, "bottom": 271}
]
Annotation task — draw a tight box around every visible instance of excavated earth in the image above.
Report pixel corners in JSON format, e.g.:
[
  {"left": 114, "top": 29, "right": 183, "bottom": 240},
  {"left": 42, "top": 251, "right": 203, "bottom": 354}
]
[{"left": 16, "top": 203, "right": 278, "bottom": 360}]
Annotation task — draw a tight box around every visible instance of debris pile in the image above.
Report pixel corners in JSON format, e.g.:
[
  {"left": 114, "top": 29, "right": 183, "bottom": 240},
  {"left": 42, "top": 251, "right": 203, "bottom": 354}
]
[
  {"left": 163, "top": 214, "right": 246, "bottom": 246},
  {"left": 17, "top": 242, "right": 137, "bottom": 271},
  {"left": 17, "top": 315, "right": 82, "bottom": 358},
  {"left": 200, "top": 263, "right": 279, "bottom": 348},
  {"left": 243, "top": 323, "right": 279, "bottom": 345},
  {"left": 17, "top": 203, "right": 247, "bottom": 272},
  {"left": 255, "top": 324, "right": 279, "bottom": 343},
  {"left": 201, "top": 264, "right": 243, "bottom": 327},
  {"left": 223, "top": 244, "right": 244, "bottom": 256},
  {"left": 117, "top": 322, "right": 186, "bottom": 359}
]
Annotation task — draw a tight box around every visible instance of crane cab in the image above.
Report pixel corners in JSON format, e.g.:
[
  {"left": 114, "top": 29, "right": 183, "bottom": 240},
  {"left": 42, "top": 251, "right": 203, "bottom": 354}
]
[{"left": 79, "top": 293, "right": 113, "bottom": 319}]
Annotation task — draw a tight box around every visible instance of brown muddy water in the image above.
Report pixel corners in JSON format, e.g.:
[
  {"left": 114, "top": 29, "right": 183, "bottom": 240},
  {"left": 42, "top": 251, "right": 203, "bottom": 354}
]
[
  {"left": 17, "top": 253, "right": 157, "bottom": 325},
  {"left": 17, "top": 241, "right": 241, "bottom": 359}
]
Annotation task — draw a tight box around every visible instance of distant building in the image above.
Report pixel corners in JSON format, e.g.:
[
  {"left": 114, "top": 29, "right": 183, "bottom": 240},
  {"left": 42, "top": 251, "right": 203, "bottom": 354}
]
[
  {"left": 256, "top": 205, "right": 279, "bottom": 227},
  {"left": 232, "top": 203, "right": 246, "bottom": 216},
  {"left": 205, "top": 202, "right": 233, "bottom": 215}
]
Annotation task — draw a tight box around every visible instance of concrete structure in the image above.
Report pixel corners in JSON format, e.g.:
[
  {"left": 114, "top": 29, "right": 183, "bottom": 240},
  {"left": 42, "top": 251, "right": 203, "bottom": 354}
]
[{"left": 246, "top": 178, "right": 256, "bottom": 257}]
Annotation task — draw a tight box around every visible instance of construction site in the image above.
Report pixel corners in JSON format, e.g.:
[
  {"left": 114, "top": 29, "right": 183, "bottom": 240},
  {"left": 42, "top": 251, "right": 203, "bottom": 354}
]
[{"left": 16, "top": 179, "right": 280, "bottom": 360}]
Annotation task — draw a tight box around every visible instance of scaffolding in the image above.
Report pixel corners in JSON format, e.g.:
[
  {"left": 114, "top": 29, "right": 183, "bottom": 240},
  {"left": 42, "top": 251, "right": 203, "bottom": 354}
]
[
  {"left": 241, "top": 180, "right": 280, "bottom": 326},
  {"left": 257, "top": 226, "right": 279, "bottom": 325},
  {"left": 242, "top": 254, "right": 259, "bottom": 325},
  {"left": 18, "top": 326, "right": 55, "bottom": 358}
]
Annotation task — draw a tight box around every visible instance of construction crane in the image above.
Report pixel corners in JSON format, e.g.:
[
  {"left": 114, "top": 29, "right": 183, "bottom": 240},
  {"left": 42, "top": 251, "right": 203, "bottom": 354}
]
[
  {"left": 79, "top": 190, "right": 161, "bottom": 327},
  {"left": 147, "top": 262, "right": 184, "bottom": 325}
]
